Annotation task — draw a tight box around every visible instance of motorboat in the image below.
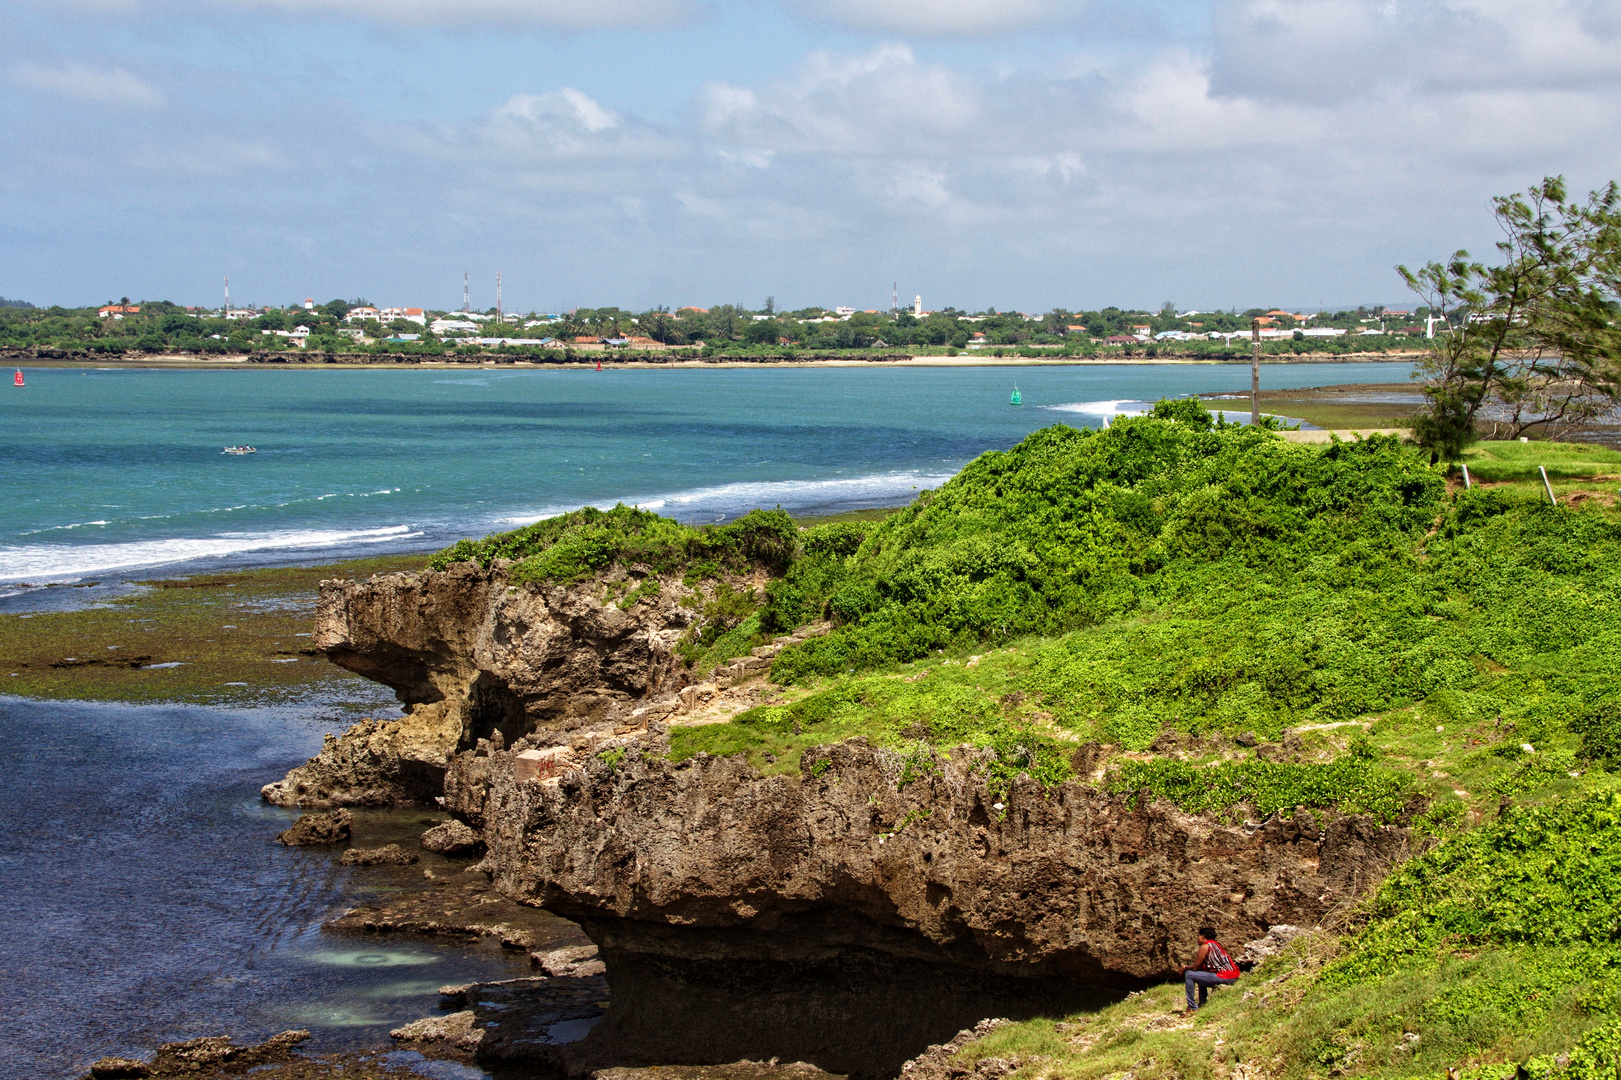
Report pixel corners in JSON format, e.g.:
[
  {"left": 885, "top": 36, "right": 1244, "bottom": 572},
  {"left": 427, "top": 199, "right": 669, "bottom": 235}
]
[{"left": 222, "top": 445, "right": 257, "bottom": 455}]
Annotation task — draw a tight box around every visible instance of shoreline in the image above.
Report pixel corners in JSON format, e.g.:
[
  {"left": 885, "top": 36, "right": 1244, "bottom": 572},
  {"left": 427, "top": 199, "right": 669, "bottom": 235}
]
[{"left": 8, "top": 350, "right": 1426, "bottom": 370}]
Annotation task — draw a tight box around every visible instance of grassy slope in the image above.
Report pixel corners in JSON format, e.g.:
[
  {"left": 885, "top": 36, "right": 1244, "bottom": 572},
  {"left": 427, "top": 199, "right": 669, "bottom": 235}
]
[
  {"left": 0, "top": 554, "right": 425, "bottom": 705},
  {"left": 655, "top": 416, "right": 1621, "bottom": 1079}
]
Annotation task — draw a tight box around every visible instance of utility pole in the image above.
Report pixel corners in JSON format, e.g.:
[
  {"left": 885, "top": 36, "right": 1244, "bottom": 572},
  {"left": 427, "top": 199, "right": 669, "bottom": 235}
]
[
  {"left": 224, "top": 276, "right": 229, "bottom": 315},
  {"left": 892, "top": 282, "right": 898, "bottom": 315},
  {"left": 496, "top": 271, "right": 502, "bottom": 323},
  {"left": 1250, "top": 318, "right": 1262, "bottom": 425},
  {"left": 463, "top": 272, "right": 470, "bottom": 313}
]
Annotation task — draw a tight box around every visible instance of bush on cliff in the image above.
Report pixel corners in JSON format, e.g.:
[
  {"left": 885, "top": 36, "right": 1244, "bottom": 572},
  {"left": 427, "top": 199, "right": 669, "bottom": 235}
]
[
  {"left": 428, "top": 504, "right": 799, "bottom": 584},
  {"left": 765, "top": 402, "right": 1443, "bottom": 682}
]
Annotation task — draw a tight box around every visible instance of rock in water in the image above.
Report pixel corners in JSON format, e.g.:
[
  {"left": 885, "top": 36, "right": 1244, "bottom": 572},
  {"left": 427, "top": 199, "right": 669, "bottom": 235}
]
[
  {"left": 390, "top": 1009, "right": 484, "bottom": 1051},
  {"left": 273, "top": 808, "right": 351, "bottom": 846},
  {"left": 533, "top": 944, "right": 605, "bottom": 977},
  {"left": 340, "top": 843, "right": 419, "bottom": 866},
  {"left": 420, "top": 819, "right": 482, "bottom": 856},
  {"left": 88, "top": 1030, "right": 310, "bottom": 1078}
]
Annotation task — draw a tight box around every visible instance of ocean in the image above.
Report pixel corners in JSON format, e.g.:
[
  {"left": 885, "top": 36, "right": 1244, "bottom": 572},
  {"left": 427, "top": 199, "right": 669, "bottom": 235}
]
[{"left": 0, "top": 362, "right": 1412, "bottom": 589}]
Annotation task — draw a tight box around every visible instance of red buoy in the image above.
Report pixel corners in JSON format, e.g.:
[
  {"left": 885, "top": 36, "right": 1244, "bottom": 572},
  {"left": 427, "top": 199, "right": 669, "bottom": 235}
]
[
  {"left": 596, "top": 359, "right": 602, "bottom": 372},
  {"left": 13, "top": 369, "right": 22, "bottom": 387}
]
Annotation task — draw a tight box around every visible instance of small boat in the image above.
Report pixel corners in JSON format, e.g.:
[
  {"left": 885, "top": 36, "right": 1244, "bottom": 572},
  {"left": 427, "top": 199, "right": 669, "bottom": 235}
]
[
  {"left": 1010, "top": 386, "right": 1022, "bottom": 405},
  {"left": 222, "top": 445, "right": 257, "bottom": 455}
]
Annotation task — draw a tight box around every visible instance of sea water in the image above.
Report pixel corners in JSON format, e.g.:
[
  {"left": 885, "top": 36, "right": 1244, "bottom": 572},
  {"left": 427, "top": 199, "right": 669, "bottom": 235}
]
[
  {"left": 0, "top": 363, "right": 1410, "bottom": 587},
  {"left": 0, "top": 696, "right": 529, "bottom": 1079}
]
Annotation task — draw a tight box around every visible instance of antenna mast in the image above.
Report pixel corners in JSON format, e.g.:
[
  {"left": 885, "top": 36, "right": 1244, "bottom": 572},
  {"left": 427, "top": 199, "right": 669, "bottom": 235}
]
[
  {"left": 224, "top": 276, "right": 229, "bottom": 314},
  {"left": 892, "top": 282, "right": 898, "bottom": 314},
  {"left": 496, "top": 271, "right": 502, "bottom": 323},
  {"left": 463, "top": 272, "right": 470, "bottom": 313}
]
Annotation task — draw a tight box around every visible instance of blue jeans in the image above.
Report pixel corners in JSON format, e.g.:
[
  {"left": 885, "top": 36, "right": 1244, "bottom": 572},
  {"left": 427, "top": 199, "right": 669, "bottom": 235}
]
[{"left": 1185, "top": 970, "right": 1228, "bottom": 1010}]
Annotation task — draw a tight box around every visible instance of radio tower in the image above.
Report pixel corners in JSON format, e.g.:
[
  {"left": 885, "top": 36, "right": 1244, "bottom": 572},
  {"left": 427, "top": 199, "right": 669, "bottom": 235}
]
[
  {"left": 224, "top": 276, "right": 230, "bottom": 315},
  {"left": 463, "top": 272, "right": 470, "bottom": 313},
  {"left": 892, "top": 282, "right": 898, "bottom": 314},
  {"left": 496, "top": 271, "right": 502, "bottom": 323}
]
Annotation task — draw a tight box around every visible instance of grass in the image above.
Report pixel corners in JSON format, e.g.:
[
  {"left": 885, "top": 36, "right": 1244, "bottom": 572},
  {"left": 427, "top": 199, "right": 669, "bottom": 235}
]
[
  {"left": 0, "top": 554, "right": 425, "bottom": 706},
  {"left": 1460, "top": 440, "right": 1621, "bottom": 483}
]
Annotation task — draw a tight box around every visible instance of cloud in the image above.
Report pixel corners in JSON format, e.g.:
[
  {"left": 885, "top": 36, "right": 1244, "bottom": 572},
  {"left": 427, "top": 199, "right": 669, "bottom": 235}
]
[
  {"left": 11, "top": 61, "right": 164, "bottom": 108},
  {"left": 232, "top": 0, "right": 694, "bottom": 26},
  {"left": 22, "top": 0, "right": 695, "bottom": 28},
  {"left": 788, "top": 0, "right": 1080, "bottom": 35},
  {"left": 700, "top": 45, "right": 980, "bottom": 154}
]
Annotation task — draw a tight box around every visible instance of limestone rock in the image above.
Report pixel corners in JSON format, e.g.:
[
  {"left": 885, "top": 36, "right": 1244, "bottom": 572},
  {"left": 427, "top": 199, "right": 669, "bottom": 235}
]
[
  {"left": 260, "top": 715, "right": 460, "bottom": 808},
  {"left": 273, "top": 808, "right": 351, "bottom": 846},
  {"left": 262, "top": 563, "right": 777, "bottom": 806},
  {"left": 391, "top": 1009, "right": 484, "bottom": 1051},
  {"left": 446, "top": 740, "right": 1411, "bottom": 1078},
  {"left": 1238, "top": 924, "right": 1309, "bottom": 967},
  {"left": 340, "top": 843, "right": 419, "bottom": 866},
  {"left": 534, "top": 944, "right": 605, "bottom": 977},
  {"left": 92, "top": 1030, "right": 310, "bottom": 1077},
  {"left": 421, "top": 819, "right": 482, "bottom": 856}
]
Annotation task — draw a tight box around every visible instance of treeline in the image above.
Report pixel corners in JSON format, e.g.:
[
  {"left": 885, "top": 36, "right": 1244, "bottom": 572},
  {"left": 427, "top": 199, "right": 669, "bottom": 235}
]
[{"left": 0, "top": 296, "right": 1428, "bottom": 359}]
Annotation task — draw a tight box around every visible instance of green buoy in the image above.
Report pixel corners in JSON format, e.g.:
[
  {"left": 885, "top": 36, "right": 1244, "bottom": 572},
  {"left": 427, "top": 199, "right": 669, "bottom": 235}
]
[{"left": 1010, "top": 386, "right": 1022, "bottom": 405}]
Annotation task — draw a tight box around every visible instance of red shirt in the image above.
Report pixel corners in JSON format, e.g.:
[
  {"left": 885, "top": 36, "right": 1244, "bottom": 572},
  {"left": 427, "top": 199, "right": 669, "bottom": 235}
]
[{"left": 1202, "top": 939, "right": 1241, "bottom": 979}]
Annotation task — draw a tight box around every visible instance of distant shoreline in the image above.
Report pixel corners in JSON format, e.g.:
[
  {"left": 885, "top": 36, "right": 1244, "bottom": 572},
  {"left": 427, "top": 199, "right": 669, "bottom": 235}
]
[{"left": 6, "top": 350, "right": 1426, "bottom": 370}]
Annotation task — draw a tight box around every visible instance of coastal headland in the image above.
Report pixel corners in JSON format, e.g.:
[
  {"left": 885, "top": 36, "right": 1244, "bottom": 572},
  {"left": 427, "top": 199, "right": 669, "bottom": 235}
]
[
  {"left": 19, "top": 406, "right": 1621, "bottom": 1080},
  {"left": 240, "top": 416, "right": 1620, "bottom": 1080}
]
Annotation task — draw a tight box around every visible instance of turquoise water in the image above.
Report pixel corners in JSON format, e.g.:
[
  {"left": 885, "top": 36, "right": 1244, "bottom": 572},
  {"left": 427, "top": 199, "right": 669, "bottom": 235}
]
[{"left": 0, "top": 363, "right": 1410, "bottom": 585}]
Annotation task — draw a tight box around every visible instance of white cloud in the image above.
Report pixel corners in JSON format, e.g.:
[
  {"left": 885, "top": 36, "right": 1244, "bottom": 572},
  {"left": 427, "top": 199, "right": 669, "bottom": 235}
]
[
  {"left": 11, "top": 61, "right": 164, "bottom": 108},
  {"left": 790, "top": 0, "right": 1078, "bottom": 35},
  {"left": 23, "top": 0, "right": 694, "bottom": 28},
  {"left": 700, "top": 45, "right": 980, "bottom": 154}
]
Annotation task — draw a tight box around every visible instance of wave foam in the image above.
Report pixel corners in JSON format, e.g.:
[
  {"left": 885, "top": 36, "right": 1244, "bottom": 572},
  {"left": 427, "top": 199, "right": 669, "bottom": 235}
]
[
  {"left": 0, "top": 525, "right": 420, "bottom": 584},
  {"left": 495, "top": 470, "right": 958, "bottom": 527},
  {"left": 1042, "top": 399, "right": 1150, "bottom": 420}
]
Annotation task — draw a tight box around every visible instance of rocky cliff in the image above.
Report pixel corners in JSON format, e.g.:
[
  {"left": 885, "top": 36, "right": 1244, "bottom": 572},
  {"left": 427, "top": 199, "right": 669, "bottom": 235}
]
[
  {"left": 265, "top": 562, "right": 805, "bottom": 806},
  {"left": 265, "top": 562, "right": 708, "bottom": 805},
  {"left": 444, "top": 737, "right": 1412, "bottom": 1078}
]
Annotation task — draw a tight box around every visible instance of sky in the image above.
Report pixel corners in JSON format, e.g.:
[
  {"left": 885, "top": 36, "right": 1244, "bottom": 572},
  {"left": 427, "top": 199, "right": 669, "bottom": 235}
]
[{"left": 3, "top": 0, "right": 1619, "bottom": 314}]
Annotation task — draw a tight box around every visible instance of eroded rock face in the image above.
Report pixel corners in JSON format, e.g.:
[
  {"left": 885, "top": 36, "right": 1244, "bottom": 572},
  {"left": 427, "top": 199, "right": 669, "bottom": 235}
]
[
  {"left": 448, "top": 740, "right": 1411, "bottom": 1078},
  {"left": 273, "top": 808, "right": 351, "bottom": 845},
  {"left": 268, "top": 563, "right": 750, "bottom": 806}
]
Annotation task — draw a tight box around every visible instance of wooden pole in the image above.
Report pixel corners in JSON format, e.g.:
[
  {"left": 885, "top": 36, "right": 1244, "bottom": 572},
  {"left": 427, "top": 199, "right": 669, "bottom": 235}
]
[{"left": 1250, "top": 318, "right": 1261, "bottom": 425}]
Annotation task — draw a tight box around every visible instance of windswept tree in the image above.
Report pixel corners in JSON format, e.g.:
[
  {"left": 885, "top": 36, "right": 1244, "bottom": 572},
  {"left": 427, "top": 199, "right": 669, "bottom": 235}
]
[{"left": 1401, "top": 176, "right": 1621, "bottom": 460}]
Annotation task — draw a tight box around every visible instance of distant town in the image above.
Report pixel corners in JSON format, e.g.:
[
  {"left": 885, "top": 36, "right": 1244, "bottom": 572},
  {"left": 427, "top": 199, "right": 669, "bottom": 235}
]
[{"left": 0, "top": 293, "right": 1440, "bottom": 360}]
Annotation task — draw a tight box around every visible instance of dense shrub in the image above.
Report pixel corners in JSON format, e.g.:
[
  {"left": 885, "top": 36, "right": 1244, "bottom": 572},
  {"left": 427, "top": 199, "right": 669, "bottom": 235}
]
[
  {"left": 768, "top": 403, "right": 1443, "bottom": 682},
  {"left": 428, "top": 504, "right": 799, "bottom": 584}
]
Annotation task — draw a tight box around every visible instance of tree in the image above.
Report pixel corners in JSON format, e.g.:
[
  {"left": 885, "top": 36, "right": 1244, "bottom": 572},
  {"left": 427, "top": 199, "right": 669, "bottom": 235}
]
[{"left": 1400, "top": 176, "right": 1621, "bottom": 460}]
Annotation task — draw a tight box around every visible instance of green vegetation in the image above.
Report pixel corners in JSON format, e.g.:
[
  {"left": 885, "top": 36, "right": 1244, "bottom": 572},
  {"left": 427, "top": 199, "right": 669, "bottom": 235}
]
[
  {"left": 0, "top": 554, "right": 425, "bottom": 706},
  {"left": 428, "top": 505, "right": 798, "bottom": 584},
  {"left": 0, "top": 296, "right": 1428, "bottom": 362},
  {"left": 662, "top": 405, "right": 1621, "bottom": 1080}
]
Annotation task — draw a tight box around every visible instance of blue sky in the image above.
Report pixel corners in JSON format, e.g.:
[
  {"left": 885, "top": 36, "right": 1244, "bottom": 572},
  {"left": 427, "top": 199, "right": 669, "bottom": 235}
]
[{"left": 4, "top": 0, "right": 1618, "bottom": 313}]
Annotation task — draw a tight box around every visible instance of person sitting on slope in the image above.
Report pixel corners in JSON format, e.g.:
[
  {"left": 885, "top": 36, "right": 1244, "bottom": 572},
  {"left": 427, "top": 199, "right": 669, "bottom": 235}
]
[{"left": 1178, "top": 925, "right": 1241, "bottom": 1014}]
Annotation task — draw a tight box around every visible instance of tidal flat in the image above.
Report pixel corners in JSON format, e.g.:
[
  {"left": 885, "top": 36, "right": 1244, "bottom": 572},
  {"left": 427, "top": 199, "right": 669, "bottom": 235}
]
[{"left": 0, "top": 553, "right": 426, "bottom": 706}]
